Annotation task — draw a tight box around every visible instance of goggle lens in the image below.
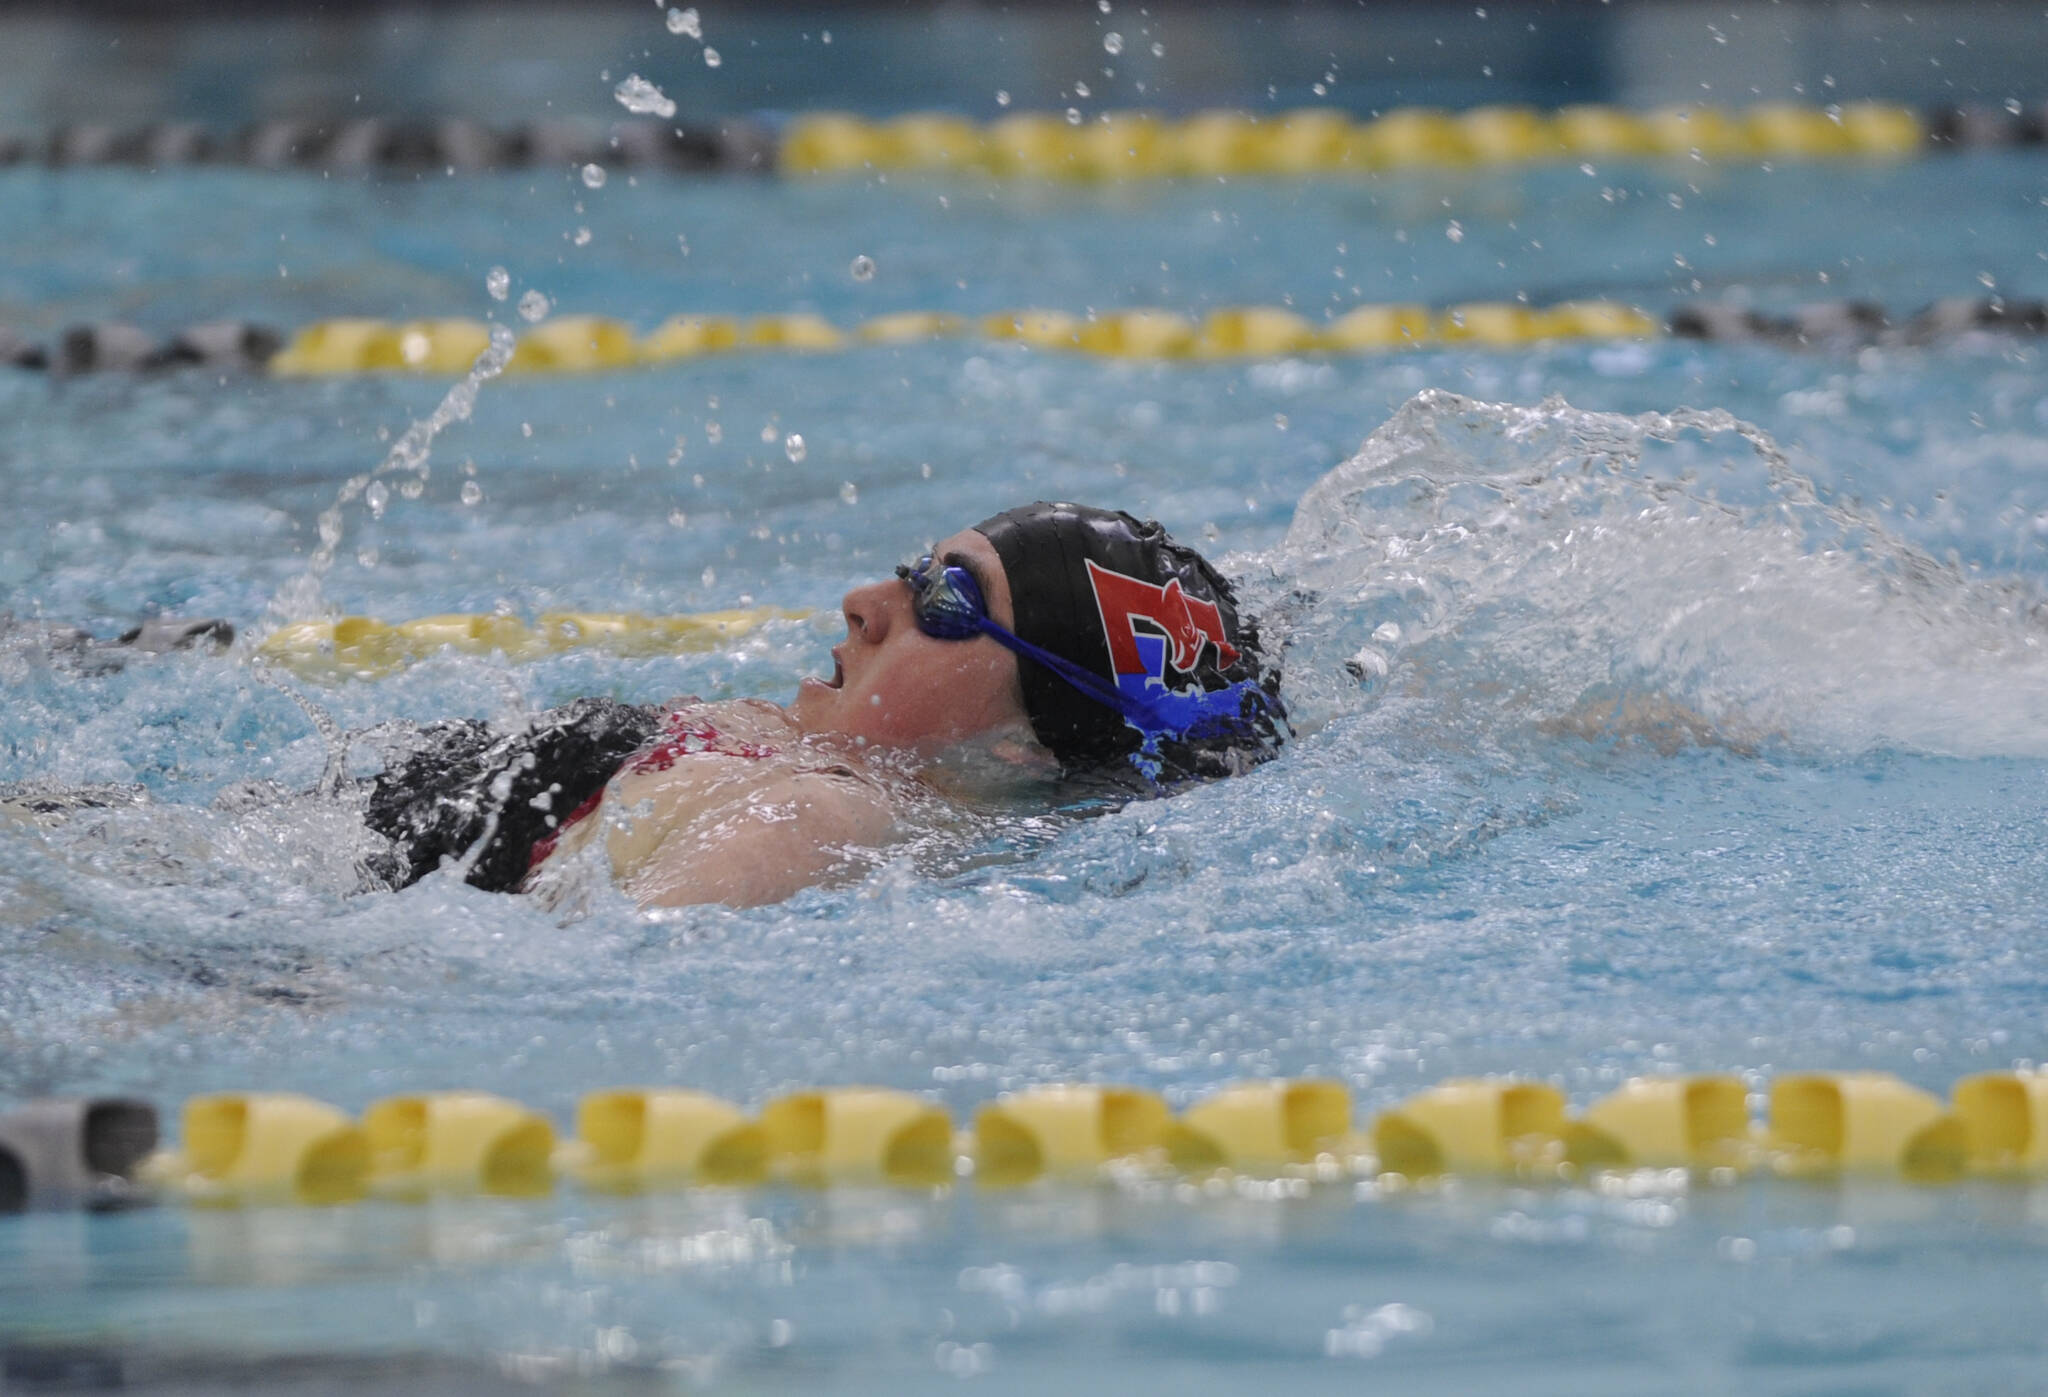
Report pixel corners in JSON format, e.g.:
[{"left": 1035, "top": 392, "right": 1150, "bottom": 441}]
[{"left": 896, "top": 555, "right": 986, "bottom": 639}]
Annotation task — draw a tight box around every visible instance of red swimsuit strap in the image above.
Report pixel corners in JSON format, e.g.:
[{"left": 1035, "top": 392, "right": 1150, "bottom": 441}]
[
  {"left": 624, "top": 713, "right": 777, "bottom": 774},
  {"left": 526, "top": 714, "right": 777, "bottom": 874}
]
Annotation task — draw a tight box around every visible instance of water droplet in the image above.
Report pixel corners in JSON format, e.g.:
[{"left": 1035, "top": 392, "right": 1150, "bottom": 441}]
[
  {"left": 2006, "top": 97, "right": 2025, "bottom": 115},
  {"left": 517, "top": 289, "right": 551, "bottom": 323},
  {"left": 703, "top": 47, "right": 721, "bottom": 68},
  {"left": 849, "top": 254, "right": 876, "bottom": 282},
  {"left": 667, "top": 509, "right": 688, "bottom": 528},
  {"left": 460, "top": 480, "right": 484, "bottom": 505},
  {"left": 365, "top": 480, "right": 389, "bottom": 518},
  {"left": 701, "top": 565, "right": 717, "bottom": 587},
  {"left": 356, "top": 546, "right": 379, "bottom": 569},
  {"left": 1980, "top": 270, "right": 1998, "bottom": 288},
  {"left": 1667, "top": 192, "right": 1684, "bottom": 209},
  {"left": 1103, "top": 32, "right": 1123, "bottom": 54},
  {"left": 1150, "top": 41, "right": 1165, "bottom": 57},
  {"left": 839, "top": 481, "right": 859, "bottom": 505},
  {"left": 920, "top": 463, "right": 932, "bottom": 479},
  {"left": 706, "top": 421, "right": 722, "bottom": 443},
  {"left": 666, "top": 435, "right": 687, "bottom": 466},
  {"left": 1274, "top": 413, "right": 1289, "bottom": 430},
  {"left": 1065, "top": 107, "right": 1083, "bottom": 125},
  {"left": 1074, "top": 81, "right": 1091, "bottom": 98},
  {"left": 1313, "top": 83, "right": 1327, "bottom": 96},
  {"left": 580, "top": 162, "right": 607, "bottom": 189},
  {"left": 572, "top": 227, "right": 592, "bottom": 246},
  {"left": 1445, "top": 220, "right": 1464, "bottom": 242},
  {"left": 666, "top": 7, "right": 701, "bottom": 38},
  {"left": 521, "top": 423, "right": 533, "bottom": 438},
  {"left": 614, "top": 74, "right": 676, "bottom": 119},
  {"left": 399, "top": 477, "right": 425, "bottom": 500},
  {"left": 785, "top": 433, "right": 807, "bottom": 463},
  {"left": 485, "top": 266, "right": 510, "bottom": 301},
  {"left": 995, "top": 89, "right": 1011, "bottom": 107},
  {"left": 1579, "top": 162, "right": 1597, "bottom": 176},
  {"left": 1098, "top": 0, "right": 1110, "bottom": 11}
]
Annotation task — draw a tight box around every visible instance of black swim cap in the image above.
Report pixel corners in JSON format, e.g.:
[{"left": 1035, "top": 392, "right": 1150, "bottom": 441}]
[{"left": 972, "top": 501, "right": 1286, "bottom": 782}]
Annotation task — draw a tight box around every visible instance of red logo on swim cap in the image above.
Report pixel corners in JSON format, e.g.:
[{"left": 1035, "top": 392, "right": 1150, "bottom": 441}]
[{"left": 1085, "top": 558, "right": 1239, "bottom": 678}]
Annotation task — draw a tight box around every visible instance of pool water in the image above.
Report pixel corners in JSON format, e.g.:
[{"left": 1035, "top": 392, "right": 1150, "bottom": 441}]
[{"left": 5, "top": 153, "right": 2048, "bottom": 1392}]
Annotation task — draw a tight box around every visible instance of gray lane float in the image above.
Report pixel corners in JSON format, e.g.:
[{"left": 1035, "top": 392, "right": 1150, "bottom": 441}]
[
  {"left": 1668, "top": 296, "right": 2048, "bottom": 347},
  {"left": 0, "top": 614, "right": 234, "bottom": 675},
  {"left": 6, "top": 117, "right": 775, "bottom": 172},
  {"left": 0, "top": 1099, "right": 158, "bottom": 1213}
]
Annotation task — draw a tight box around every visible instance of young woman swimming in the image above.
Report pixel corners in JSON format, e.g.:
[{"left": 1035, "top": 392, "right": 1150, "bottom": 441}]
[{"left": 364, "top": 501, "right": 1288, "bottom": 908}]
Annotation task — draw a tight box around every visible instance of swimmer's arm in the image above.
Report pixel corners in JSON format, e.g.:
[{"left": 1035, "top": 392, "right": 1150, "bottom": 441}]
[
  {"left": 626, "top": 771, "right": 895, "bottom": 908},
  {"left": 1541, "top": 688, "right": 1766, "bottom": 755}
]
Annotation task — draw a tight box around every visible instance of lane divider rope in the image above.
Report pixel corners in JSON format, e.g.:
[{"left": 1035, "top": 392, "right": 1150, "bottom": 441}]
[
  {"left": 7, "top": 298, "right": 2042, "bottom": 377},
  {"left": 4, "top": 1069, "right": 2044, "bottom": 1211},
  {"left": 5, "top": 102, "right": 2045, "bottom": 176},
  {"left": 782, "top": 102, "right": 1940, "bottom": 176},
  {"left": 253, "top": 608, "right": 808, "bottom": 681}
]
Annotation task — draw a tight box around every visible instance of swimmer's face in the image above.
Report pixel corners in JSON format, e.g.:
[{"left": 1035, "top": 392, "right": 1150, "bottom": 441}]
[{"left": 794, "top": 527, "right": 1035, "bottom": 753}]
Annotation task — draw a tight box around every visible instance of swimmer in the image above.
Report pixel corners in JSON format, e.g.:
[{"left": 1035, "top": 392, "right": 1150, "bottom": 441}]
[{"left": 362, "top": 502, "right": 1287, "bottom": 908}]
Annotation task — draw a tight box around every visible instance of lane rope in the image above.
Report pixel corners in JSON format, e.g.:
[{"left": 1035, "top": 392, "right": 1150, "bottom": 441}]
[
  {"left": 5, "top": 298, "right": 2042, "bottom": 377},
  {"left": 2, "top": 1068, "right": 2038, "bottom": 1210},
  {"left": 6, "top": 102, "right": 2046, "bottom": 177}
]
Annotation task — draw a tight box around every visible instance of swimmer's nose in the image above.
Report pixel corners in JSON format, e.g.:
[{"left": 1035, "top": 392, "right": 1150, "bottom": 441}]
[{"left": 840, "top": 578, "right": 905, "bottom": 643}]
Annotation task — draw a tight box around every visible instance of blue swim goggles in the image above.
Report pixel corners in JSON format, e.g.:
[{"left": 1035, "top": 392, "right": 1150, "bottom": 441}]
[{"left": 896, "top": 554, "right": 1271, "bottom": 744}]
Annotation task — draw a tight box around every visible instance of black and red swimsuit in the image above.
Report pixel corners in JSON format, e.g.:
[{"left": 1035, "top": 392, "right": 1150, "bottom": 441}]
[{"left": 523, "top": 712, "right": 777, "bottom": 874}]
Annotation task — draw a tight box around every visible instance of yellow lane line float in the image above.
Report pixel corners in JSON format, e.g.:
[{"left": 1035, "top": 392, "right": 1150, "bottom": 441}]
[
  {"left": 267, "top": 300, "right": 1659, "bottom": 376},
  {"left": 254, "top": 608, "right": 807, "bottom": 680},
  {"left": 781, "top": 103, "right": 1927, "bottom": 177},
  {"left": 17, "top": 1067, "right": 2039, "bottom": 1213}
]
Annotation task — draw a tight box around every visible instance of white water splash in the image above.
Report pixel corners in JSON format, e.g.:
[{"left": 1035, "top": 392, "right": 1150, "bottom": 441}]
[
  {"left": 1272, "top": 391, "right": 2048, "bottom": 758},
  {"left": 267, "top": 325, "right": 519, "bottom": 628}
]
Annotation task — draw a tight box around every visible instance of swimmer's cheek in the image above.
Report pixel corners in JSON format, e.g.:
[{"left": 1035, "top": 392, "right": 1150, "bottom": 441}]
[{"left": 625, "top": 774, "right": 894, "bottom": 909}]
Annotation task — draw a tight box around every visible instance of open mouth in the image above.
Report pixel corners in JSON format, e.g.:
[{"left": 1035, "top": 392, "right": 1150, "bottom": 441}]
[{"left": 825, "top": 653, "right": 845, "bottom": 689}]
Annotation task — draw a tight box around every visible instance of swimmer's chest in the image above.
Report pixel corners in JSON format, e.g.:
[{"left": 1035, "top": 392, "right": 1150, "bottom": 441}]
[{"left": 594, "top": 751, "right": 787, "bottom": 876}]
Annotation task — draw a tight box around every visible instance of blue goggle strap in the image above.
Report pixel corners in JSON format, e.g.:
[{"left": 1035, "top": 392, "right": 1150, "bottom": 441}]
[{"left": 960, "top": 595, "right": 1269, "bottom": 743}]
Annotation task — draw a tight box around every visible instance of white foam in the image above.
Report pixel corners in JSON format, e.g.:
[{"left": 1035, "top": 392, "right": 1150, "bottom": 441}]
[{"left": 1270, "top": 391, "right": 2048, "bottom": 758}]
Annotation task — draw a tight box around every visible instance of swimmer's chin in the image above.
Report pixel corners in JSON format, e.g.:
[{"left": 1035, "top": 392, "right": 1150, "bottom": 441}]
[{"left": 791, "top": 674, "right": 839, "bottom": 730}]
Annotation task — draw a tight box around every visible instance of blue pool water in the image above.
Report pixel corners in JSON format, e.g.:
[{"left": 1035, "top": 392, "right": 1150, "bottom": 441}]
[{"left": 5, "top": 152, "right": 2048, "bottom": 1392}]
